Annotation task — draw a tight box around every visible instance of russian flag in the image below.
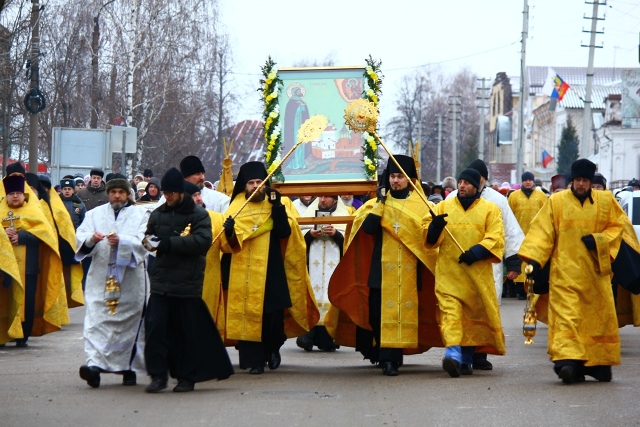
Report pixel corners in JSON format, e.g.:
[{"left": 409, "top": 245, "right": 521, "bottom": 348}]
[
  {"left": 542, "top": 150, "right": 553, "bottom": 168},
  {"left": 542, "top": 68, "right": 570, "bottom": 101}
]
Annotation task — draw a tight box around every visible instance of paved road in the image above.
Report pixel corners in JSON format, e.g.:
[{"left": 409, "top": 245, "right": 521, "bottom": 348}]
[{"left": 1, "top": 299, "right": 639, "bottom": 427}]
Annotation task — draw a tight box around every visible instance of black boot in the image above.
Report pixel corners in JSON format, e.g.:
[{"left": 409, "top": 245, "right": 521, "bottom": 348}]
[
  {"left": 79, "top": 365, "right": 101, "bottom": 388},
  {"left": 296, "top": 335, "right": 313, "bottom": 352},
  {"left": 554, "top": 360, "right": 585, "bottom": 384},
  {"left": 583, "top": 365, "right": 612, "bottom": 382},
  {"left": 122, "top": 370, "right": 136, "bottom": 386},
  {"left": 442, "top": 357, "right": 461, "bottom": 378},
  {"left": 472, "top": 352, "right": 493, "bottom": 370},
  {"left": 173, "top": 379, "right": 195, "bottom": 392},
  {"left": 381, "top": 361, "right": 399, "bottom": 376},
  {"left": 268, "top": 351, "right": 281, "bottom": 370},
  {"left": 145, "top": 375, "right": 168, "bottom": 393}
]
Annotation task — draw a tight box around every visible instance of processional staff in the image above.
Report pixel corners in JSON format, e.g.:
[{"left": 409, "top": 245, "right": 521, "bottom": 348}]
[
  {"left": 211, "top": 115, "right": 328, "bottom": 245},
  {"left": 343, "top": 99, "right": 464, "bottom": 253}
]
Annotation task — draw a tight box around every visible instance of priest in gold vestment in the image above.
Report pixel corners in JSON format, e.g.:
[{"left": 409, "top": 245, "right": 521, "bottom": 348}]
[
  {"left": 424, "top": 168, "right": 505, "bottom": 378},
  {"left": 1, "top": 174, "right": 65, "bottom": 346},
  {"left": 328, "top": 155, "right": 442, "bottom": 377},
  {"left": 519, "top": 159, "right": 624, "bottom": 384},
  {"left": 508, "top": 171, "right": 548, "bottom": 299},
  {"left": 221, "top": 161, "right": 319, "bottom": 375}
]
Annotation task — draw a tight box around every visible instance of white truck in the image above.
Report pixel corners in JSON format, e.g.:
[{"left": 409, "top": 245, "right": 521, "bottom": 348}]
[{"left": 615, "top": 188, "right": 640, "bottom": 239}]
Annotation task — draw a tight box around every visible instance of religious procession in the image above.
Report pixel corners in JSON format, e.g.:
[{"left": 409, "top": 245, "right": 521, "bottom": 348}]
[{"left": 3, "top": 84, "right": 640, "bottom": 393}]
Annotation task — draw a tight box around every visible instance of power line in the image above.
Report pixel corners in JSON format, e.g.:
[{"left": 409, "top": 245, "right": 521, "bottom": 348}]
[{"left": 385, "top": 40, "right": 521, "bottom": 72}]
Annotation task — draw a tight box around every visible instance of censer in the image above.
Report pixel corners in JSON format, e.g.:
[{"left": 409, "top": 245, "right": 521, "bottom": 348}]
[
  {"left": 522, "top": 264, "right": 539, "bottom": 345},
  {"left": 104, "top": 272, "right": 121, "bottom": 315}
]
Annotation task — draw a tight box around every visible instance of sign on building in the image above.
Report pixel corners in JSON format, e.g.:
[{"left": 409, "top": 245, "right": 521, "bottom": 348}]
[{"left": 622, "top": 69, "right": 640, "bottom": 128}]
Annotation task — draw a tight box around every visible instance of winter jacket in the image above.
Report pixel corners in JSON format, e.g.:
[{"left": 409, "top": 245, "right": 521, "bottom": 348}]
[
  {"left": 145, "top": 194, "right": 212, "bottom": 297},
  {"left": 77, "top": 182, "right": 108, "bottom": 211},
  {"left": 60, "top": 193, "right": 86, "bottom": 229},
  {"left": 139, "top": 178, "right": 161, "bottom": 202}
]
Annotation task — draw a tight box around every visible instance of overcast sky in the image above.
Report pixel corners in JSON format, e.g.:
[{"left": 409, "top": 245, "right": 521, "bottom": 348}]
[{"left": 219, "top": 0, "right": 640, "bottom": 122}]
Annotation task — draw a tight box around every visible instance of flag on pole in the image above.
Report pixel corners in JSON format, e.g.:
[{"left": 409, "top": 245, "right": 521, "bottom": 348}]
[
  {"left": 542, "top": 149, "right": 553, "bottom": 168},
  {"left": 542, "top": 68, "right": 570, "bottom": 101}
]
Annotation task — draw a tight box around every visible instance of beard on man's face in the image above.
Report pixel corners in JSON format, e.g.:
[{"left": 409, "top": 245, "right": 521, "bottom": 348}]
[{"left": 110, "top": 201, "right": 127, "bottom": 210}]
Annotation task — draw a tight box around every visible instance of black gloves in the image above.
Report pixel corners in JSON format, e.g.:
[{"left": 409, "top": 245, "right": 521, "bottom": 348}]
[
  {"left": 265, "top": 188, "right": 282, "bottom": 206},
  {"left": 431, "top": 212, "right": 448, "bottom": 230},
  {"left": 223, "top": 216, "right": 235, "bottom": 237},
  {"left": 156, "top": 237, "right": 171, "bottom": 255},
  {"left": 458, "top": 250, "right": 478, "bottom": 265},
  {"left": 426, "top": 212, "right": 448, "bottom": 244},
  {"left": 376, "top": 186, "right": 387, "bottom": 203},
  {"left": 361, "top": 213, "right": 382, "bottom": 235},
  {"left": 581, "top": 234, "right": 596, "bottom": 250}
]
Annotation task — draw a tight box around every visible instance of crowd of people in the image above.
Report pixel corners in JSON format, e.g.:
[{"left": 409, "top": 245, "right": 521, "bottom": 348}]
[{"left": 1, "top": 154, "right": 639, "bottom": 393}]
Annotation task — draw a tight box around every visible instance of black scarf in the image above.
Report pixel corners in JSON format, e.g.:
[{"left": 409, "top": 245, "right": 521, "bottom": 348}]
[
  {"left": 457, "top": 189, "right": 482, "bottom": 211},
  {"left": 521, "top": 187, "right": 534, "bottom": 198},
  {"left": 389, "top": 187, "right": 411, "bottom": 200}
]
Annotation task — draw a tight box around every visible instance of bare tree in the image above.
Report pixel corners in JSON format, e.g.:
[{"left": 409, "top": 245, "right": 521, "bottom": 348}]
[{"left": 386, "top": 67, "right": 479, "bottom": 182}]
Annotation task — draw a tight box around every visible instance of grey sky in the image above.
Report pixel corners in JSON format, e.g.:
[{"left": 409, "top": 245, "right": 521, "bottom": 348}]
[{"left": 220, "top": 0, "right": 640, "bottom": 122}]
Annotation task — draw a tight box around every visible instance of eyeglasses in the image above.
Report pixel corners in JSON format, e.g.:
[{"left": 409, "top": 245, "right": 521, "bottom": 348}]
[{"left": 162, "top": 191, "right": 177, "bottom": 196}]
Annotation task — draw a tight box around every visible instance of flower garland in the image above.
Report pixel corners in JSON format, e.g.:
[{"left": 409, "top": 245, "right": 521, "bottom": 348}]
[
  {"left": 362, "top": 55, "right": 383, "bottom": 180},
  {"left": 259, "top": 56, "right": 284, "bottom": 180}
]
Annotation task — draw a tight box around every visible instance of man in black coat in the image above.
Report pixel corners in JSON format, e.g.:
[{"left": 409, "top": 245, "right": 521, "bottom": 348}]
[
  {"left": 143, "top": 167, "right": 233, "bottom": 393},
  {"left": 59, "top": 179, "right": 86, "bottom": 229}
]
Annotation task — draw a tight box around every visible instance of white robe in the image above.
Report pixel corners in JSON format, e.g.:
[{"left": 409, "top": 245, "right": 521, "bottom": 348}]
[
  {"left": 201, "top": 186, "right": 230, "bottom": 213},
  {"left": 154, "top": 187, "right": 230, "bottom": 214},
  {"left": 293, "top": 198, "right": 313, "bottom": 216},
  {"left": 447, "top": 186, "right": 524, "bottom": 304},
  {"left": 301, "top": 199, "right": 349, "bottom": 321},
  {"left": 75, "top": 203, "right": 149, "bottom": 373}
]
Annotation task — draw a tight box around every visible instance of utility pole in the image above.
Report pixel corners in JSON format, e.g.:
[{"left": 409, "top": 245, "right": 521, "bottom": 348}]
[
  {"left": 91, "top": 0, "right": 116, "bottom": 129},
  {"left": 581, "top": 1, "right": 605, "bottom": 159},
  {"left": 436, "top": 114, "right": 443, "bottom": 183},
  {"left": 516, "top": 0, "right": 528, "bottom": 179},
  {"left": 476, "top": 77, "right": 490, "bottom": 160},
  {"left": 449, "top": 96, "right": 461, "bottom": 178},
  {"left": 27, "top": 0, "right": 40, "bottom": 173},
  {"left": 1, "top": 26, "right": 12, "bottom": 175}
]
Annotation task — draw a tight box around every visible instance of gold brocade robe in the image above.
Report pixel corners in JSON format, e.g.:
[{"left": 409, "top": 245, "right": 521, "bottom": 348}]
[
  {"left": 327, "top": 192, "right": 444, "bottom": 353},
  {"left": 423, "top": 196, "right": 506, "bottom": 355},
  {"left": 220, "top": 195, "right": 319, "bottom": 342},
  {"left": 202, "top": 211, "right": 229, "bottom": 338},
  {"left": 0, "top": 230, "right": 24, "bottom": 344},
  {"left": 48, "top": 189, "right": 84, "bottom": 308},
  {"left": 508, "top": 189, "right": 547, "bottom": 282},
  {"left": 518, "top": 190, "right": 624, "bottom": 366},
  {"left": 36, "top": 197, "right": 71, "bottom": 326},
  {"left": 0, "top": 194, "right": 66, "bottom": 336}
]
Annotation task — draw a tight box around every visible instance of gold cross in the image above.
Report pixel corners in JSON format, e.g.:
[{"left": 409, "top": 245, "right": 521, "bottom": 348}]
[{"left": 2, "top": 210, "right": 20, "bottom": 229}]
